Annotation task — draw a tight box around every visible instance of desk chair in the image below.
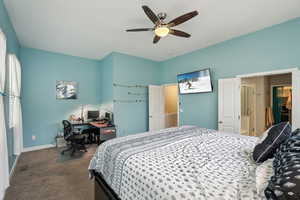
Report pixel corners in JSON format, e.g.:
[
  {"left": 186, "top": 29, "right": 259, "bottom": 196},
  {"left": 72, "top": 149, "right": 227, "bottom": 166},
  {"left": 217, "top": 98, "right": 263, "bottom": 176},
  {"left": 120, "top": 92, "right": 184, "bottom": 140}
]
[{"left": 61, "top": 120, "right": 87, "bottom": 156}]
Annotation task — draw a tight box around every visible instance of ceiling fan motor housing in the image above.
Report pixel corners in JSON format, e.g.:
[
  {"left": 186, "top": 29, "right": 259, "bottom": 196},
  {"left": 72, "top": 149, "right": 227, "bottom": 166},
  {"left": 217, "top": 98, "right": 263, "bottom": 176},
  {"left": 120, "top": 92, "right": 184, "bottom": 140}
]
[{"left": 157, "top": 12, "right": 167, "bottom": 20}]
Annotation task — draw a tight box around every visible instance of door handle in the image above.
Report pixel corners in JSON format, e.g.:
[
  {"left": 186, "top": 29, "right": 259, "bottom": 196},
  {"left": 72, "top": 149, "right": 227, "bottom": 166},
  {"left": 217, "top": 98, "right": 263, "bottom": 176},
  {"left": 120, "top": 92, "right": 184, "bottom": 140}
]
[
  {"left": 218, "top": 121, "right": 223, "bottom": 124},
  {"left": 149, "top": 116, "right": 152, "bottom": 118}
]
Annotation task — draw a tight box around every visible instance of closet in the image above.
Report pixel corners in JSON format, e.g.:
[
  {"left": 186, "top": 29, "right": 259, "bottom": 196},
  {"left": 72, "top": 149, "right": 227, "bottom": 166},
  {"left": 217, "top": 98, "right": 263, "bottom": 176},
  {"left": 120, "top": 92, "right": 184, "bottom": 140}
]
[
  {"left": 240, "top": 73, "right": 292, "bottom": 136},
  {"left": 218, "top": 68, "right": 300, "bottom": 135}
]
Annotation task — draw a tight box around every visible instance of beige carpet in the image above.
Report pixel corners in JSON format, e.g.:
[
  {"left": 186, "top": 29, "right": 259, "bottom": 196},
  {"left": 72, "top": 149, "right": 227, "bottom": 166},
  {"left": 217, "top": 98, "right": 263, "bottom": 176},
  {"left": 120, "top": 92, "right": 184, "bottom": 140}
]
[{"left": 5, "top": 145, "right": 97, "bottom": 200}]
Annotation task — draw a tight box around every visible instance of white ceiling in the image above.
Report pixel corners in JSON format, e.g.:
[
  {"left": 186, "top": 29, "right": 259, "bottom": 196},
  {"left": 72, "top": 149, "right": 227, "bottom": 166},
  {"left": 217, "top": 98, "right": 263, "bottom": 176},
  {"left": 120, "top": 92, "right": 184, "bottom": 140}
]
[{"left": 4, "top": 0, "right": 300, "bottom": 61}]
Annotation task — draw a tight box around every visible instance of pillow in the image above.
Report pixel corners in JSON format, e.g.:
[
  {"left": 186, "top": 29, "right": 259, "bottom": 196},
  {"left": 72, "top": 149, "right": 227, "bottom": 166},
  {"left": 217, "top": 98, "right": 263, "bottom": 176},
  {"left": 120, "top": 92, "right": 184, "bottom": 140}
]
[
  {"left": 265, "top": 136, "right": 300, "bottom": 199},
  {"left": 253, "top": 122, "right": 291, "bottom": 163},
  {"left": 255, "top": 159, "right": 274, "bottom": 196},
  {"left": 292, "top": 128, "right": 300, "bottom": 137},
  {"left": 257, "top": 128, "right": 271, "bottom": 143}
]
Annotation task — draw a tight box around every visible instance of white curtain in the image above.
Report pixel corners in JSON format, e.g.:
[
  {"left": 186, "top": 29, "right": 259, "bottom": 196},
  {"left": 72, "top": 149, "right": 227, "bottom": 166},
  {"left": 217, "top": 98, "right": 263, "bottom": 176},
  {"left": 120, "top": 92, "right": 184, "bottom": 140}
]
[
  {"left": 7, "top": 54, "right": 23, "bottom": 155},
  {"left": 0, "top": 29, "right": 9, "bottom": 199}
]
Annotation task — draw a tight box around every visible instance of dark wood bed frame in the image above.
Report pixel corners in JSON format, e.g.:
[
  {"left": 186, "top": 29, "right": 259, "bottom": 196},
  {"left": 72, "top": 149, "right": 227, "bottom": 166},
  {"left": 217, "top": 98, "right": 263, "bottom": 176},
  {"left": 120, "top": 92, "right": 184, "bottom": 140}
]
[{"left": 93, "top": 171, "right": 121, "bottom": 200}]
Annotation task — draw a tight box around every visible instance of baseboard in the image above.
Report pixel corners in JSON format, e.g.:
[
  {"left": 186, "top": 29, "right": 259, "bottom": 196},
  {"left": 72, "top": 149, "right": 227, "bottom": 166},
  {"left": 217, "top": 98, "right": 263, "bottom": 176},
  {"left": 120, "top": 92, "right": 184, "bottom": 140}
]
[
  {"left": 9, "top": 155, "right": 19, "bottom": 180},
  {"left": 22, "top": 144, "right": 56, "bottom": 153}
]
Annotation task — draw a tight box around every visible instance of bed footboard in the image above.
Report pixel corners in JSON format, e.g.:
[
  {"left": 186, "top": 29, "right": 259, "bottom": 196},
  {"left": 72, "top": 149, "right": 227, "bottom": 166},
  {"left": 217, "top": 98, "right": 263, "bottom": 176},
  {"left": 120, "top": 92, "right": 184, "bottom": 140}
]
[{"left": 94, "top": 171, "right": 121, "bottom": 200}]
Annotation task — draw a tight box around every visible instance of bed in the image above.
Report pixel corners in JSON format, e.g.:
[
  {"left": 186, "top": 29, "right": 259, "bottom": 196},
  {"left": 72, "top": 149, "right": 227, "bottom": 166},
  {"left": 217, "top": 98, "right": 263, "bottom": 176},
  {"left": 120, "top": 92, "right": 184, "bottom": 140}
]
[{"left": 89, "top": 126, "right": 265, "bottom": 200}]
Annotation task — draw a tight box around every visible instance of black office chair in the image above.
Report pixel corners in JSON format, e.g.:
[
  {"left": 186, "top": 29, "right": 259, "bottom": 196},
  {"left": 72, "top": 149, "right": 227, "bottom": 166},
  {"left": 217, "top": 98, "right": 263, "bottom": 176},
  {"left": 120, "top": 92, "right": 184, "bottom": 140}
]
[{"left": 61, "top": 120, "right": 87, "bottom": 156}]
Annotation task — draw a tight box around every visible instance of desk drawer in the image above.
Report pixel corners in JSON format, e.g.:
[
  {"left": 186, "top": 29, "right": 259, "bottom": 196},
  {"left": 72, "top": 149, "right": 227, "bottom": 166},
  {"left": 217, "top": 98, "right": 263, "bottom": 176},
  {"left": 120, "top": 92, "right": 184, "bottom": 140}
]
[{"left": 100, "top": 127, "right": 116, "bottom": 141}]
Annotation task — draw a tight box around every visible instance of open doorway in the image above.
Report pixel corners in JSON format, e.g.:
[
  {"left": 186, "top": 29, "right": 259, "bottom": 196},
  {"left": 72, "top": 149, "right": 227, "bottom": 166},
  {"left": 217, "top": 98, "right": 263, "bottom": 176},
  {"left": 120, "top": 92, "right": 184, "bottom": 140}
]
[
  {"left": 148, "top": 84, "right": 179, "bottom": 131},
  {"left": 164, "top": 84, "right": 179, "bottom": 128},
  {"left": 272, "top": 85, "right": 292, "bottom": 124},
  {"left": 240, "top": 73, "right": 292, "bottom": 137}
]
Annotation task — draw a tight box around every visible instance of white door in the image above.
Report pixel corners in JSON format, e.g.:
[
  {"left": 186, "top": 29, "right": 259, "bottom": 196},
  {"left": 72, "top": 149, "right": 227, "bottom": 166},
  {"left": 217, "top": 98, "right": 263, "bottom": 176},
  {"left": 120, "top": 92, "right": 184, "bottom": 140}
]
[
  {"left": 218, "top": 78, "right": 241, "bottom": 133},
  {"left": 292, "top": 70, "right": 300, "bottom": 131},
  {"left": 149, "top": 85, "right": 165, "bottom": 131}
]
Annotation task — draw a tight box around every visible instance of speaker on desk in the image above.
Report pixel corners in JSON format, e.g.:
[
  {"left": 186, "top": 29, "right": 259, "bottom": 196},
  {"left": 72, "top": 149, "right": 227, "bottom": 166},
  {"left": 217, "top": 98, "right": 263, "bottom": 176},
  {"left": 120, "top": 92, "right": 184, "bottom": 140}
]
[{"left": 105, "top": 112, "right": 114, "bottom": 126}]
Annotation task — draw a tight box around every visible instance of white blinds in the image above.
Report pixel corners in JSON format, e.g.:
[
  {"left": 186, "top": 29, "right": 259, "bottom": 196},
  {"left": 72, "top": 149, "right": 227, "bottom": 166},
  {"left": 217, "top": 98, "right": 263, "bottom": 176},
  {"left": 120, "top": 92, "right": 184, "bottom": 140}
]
[
  {"left": 0, "top": 29, "right": 10, "bottom": 199},
  {"left": 7, "top": 54, "right": 23, "bottom": 155}
]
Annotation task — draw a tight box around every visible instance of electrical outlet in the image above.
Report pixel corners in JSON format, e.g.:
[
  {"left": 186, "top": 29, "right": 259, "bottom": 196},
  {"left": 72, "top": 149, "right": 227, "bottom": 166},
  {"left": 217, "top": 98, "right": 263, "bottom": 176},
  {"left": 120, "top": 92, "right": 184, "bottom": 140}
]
[{"left": 32, "top": 135, "right": 36, "bottom": 141}]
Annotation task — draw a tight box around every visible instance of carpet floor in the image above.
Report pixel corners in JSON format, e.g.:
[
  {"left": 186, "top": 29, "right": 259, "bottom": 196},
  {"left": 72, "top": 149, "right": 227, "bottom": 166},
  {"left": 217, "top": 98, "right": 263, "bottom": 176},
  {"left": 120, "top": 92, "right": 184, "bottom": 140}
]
[{"left": 4, "top": 145, "right": 97, "bottom": 200}]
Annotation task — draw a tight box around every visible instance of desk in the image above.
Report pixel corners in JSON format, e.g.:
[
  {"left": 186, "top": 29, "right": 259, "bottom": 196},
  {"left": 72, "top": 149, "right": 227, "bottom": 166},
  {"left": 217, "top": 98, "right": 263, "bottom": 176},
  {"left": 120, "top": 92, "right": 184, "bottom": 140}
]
[
  {"left": 69, "top": 121, "right": 116, "bottom": 144},
  {"left": 89, "top": 122, "right": 110, "bottom": 128},
  {"left": 90, "top": 122, "right": 116, "bottom": 144},
  {"left": 71, "top": 121, "right": 90, "bottom": 126}
]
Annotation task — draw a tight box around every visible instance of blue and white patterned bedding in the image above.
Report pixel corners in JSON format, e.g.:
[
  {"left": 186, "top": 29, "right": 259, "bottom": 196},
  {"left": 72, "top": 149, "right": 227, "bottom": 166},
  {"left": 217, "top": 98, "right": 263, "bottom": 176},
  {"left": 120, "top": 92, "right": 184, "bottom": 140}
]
[{"left": 89, "top": 126, "right": 265, "bottom": 200}]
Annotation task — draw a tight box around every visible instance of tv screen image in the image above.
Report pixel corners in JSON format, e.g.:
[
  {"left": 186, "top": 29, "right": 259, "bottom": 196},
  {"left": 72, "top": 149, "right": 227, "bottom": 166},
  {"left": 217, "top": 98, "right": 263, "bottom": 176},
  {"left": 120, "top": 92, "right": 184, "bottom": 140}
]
[{"left": 177, "top": 69, "right": 213, "bottom": 94}]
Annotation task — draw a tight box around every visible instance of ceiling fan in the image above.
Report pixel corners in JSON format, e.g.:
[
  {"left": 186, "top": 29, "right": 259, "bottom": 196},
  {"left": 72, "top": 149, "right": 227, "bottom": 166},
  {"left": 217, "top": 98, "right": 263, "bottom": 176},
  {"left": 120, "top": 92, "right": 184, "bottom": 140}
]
[{"left": 126, "top": 6, "right": 199, "bottom": 44}]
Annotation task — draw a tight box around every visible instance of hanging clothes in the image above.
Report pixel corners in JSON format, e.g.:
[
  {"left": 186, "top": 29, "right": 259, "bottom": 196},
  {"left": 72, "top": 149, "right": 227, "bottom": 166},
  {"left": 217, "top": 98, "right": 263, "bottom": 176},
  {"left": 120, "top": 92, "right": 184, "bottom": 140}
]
[
  {"left": 273, "top": 87, "right": 283, "bottom": 124},
  {"left": 265, "top": 107, "right": 274, "bottom": 128},
  {"left": 286, "top": 89, "right": 292, "bottom": 110}
]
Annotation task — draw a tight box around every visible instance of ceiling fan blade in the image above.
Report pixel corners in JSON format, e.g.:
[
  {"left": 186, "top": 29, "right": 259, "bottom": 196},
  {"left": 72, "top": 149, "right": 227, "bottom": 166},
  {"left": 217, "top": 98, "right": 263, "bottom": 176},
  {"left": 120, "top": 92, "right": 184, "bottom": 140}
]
[
  {"left": 142, "top": 5, "right": 159, "bottom": 24},
  {"left": 126, "top": 28, "right": 154, "bottom": 32},
  {"left": 168, "top": 11, "right": 199, "bottom": 27},
  {"left": 169, "top": 29, "right": 191, "bottom": 38},
  {"left": 153, "top": 35, "right": 161, "bottom": 44}
]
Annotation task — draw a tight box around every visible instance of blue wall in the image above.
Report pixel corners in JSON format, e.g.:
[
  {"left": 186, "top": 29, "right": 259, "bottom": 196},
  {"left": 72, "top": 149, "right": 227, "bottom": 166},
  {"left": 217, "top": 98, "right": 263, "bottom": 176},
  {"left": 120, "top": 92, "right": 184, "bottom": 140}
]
[
  {"left": 0, "top": 0, "right": 20, "bottom": 171},
  {"left": 3, "top": 0, "right": 300, "bottom": 151},
  {"left": 20, "top": 47, "right": 101, "bottom": 147},
  {"left": 19, "top": 17, "right": 300, "bottom": 146},
  {"left": 99, "top": 53, "right": 114, "bottom": 106},
  {"left": 98, "top": 52, "right": 160, "bottom": 136},
  {"left": 112, "top": 52, "right": 160, "bottom": 136},
  {"left": 160, "top": 17, "right": 300, "bottom": 129}
]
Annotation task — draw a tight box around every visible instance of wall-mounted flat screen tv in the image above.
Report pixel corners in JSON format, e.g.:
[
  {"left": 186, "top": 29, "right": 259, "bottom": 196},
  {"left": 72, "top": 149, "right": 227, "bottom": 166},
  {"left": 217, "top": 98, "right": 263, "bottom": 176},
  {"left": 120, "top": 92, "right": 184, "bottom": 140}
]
[{"left": 177, "top": 69, "right": 213, "bottom": 94}]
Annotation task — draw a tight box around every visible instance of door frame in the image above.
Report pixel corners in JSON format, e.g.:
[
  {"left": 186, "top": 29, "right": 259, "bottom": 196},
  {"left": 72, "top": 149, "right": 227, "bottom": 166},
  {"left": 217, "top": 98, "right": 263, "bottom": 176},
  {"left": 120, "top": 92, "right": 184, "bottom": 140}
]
[
  {"left": 163, "top": 83, "right": 180, "bottom": 127},
  {"left": 236, "top": 68, "right": 298, "bottom": 78},
  {"left": 236, "top": 67, "right": 298, "bottom": 130}
]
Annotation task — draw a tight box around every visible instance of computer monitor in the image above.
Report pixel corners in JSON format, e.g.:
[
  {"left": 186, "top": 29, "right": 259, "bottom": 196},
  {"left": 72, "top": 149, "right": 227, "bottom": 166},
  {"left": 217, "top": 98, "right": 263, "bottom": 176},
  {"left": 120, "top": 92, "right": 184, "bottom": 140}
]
[
  {"left": 87, "top": 111, "right": 99, "bottom": 120},
  {"left": 105, "top": 112, "right": 110, "bottom": 119},
  {"left": 105, "top": 112, "right": 114, "bottom": 125}
]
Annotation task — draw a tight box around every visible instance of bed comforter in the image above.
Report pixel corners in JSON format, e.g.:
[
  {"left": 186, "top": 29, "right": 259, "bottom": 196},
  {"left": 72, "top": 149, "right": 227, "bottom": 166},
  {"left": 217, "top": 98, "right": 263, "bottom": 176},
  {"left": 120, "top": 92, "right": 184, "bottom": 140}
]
[{"left": 89, "top": 126, "right": 265, "bottom": 200}]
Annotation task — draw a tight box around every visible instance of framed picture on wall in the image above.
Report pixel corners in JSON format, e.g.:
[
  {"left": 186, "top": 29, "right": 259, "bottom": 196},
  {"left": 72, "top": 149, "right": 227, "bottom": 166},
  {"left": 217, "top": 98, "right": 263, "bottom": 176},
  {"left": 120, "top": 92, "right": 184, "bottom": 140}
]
[{"left": 56, "top": 81, "right": 78, "bottom": 100}]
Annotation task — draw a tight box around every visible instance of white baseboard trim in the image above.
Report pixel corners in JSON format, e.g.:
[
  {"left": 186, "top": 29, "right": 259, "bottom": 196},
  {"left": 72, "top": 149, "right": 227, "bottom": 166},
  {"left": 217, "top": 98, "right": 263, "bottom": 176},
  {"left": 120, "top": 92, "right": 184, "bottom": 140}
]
[
  {"left": 22, "top": 144, "right": 56, "bottom": 153},
  {"left": 9, "top": 155, "right": 19, "bottom": 180}
]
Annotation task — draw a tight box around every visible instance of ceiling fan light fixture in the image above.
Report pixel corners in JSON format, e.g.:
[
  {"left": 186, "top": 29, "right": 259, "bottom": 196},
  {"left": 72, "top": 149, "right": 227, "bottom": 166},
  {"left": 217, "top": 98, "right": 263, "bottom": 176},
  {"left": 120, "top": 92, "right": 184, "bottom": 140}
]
[
  {"left": 154, "top": 26, "right": 170, "bottom": 37},
  {"left": 127, "top": 6, "right": 198, "bottom": 44}
]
